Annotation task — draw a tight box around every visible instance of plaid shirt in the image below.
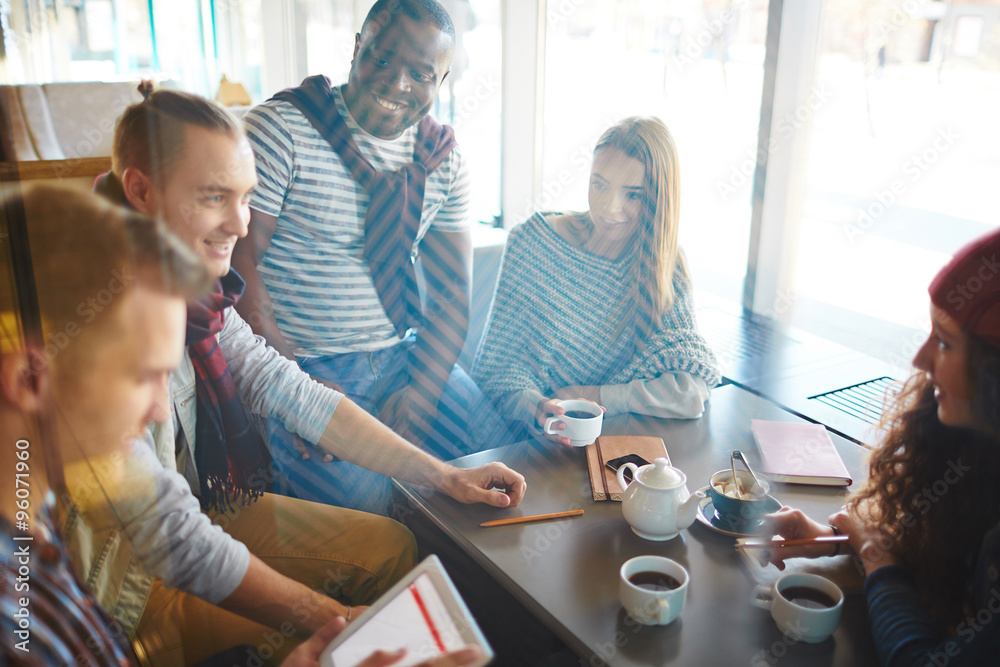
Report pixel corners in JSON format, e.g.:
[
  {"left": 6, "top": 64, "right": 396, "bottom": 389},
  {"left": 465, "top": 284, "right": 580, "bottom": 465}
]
[{"left": 2, "top": 494, "right": 134, "bottom": 666}]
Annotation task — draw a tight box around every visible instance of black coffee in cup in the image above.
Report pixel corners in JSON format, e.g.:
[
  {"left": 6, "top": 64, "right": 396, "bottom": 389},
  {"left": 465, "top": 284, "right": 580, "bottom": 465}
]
[
  {"left": 781, "top": 586, "right": 837, "bottom": 610},
  {"left": 564, "top": 410, "right": 599, "bottom": 419},
  {"left": 628, "top": 571, "right": 681, "bottom": 591}
]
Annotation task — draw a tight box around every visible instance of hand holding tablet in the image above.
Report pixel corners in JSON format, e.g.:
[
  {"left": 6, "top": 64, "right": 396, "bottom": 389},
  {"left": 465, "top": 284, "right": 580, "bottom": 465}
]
[{"left": 319, "top": 556, "right": 493, "bottom": 667}]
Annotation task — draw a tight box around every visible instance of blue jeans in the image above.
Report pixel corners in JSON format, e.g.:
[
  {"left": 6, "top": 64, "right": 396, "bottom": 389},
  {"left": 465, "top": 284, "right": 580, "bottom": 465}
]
[{"left": 267, "top": 337, "right": 485, "bottom": 515}]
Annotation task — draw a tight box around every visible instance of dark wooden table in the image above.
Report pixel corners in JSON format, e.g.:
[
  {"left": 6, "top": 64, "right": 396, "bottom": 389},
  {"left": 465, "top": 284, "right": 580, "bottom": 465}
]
[{"left": 394, "top": 384, "right": 880, "bottom": 666}]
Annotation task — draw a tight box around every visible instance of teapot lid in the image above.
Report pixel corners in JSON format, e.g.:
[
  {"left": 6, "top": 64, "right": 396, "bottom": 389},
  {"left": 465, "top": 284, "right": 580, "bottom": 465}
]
[{"left": 638, "top": 457, "right": 683, "bottom": 488}]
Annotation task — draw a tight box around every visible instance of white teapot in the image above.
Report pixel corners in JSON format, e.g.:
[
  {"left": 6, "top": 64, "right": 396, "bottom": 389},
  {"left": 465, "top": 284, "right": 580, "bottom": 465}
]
[{"left": 617, "top": 458, "right": 705, "bottom": 541}]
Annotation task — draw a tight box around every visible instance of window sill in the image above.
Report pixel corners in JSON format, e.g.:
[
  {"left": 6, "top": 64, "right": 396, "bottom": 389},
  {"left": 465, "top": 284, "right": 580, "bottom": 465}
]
[{"left": 0, "top": 157, "right": 112, "bottom": 182}]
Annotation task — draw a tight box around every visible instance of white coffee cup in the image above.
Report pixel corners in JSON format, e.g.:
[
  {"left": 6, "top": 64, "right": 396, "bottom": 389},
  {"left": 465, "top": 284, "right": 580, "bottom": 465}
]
[
  {"left": 619, "top": 556, "right": 689, "bottom": 626},
  {"left": 543, "top": 399, "right": 603, "bottom": 446},
  {"left": 750, "top": 573, "right": 844, "bottom": 643}
]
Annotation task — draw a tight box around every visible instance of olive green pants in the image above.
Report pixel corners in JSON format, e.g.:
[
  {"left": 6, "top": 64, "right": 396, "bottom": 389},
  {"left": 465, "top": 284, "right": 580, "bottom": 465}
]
[{"left": 132, "top": 493, "right": 416, "bottom": 666}]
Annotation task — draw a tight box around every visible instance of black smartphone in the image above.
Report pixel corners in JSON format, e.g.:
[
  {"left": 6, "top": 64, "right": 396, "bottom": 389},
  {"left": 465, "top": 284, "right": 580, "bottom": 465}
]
[{"left": 605, "top": 454, "right": 651, "bottom": 483}]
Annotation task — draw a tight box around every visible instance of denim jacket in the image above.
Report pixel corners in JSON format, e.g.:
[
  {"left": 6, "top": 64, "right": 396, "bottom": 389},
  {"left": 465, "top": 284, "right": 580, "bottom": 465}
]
[
  {"left": 61, "top": 306, "right": 341, "bottom": 637},
  {"left": 169, "top": 306, "right": 342, "bottom": 494},
  {"left": 60, "top": 432, "right": 249, "bottom": 638}
]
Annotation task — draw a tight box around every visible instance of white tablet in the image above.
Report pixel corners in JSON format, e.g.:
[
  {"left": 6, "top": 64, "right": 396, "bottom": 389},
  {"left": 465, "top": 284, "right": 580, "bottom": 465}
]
[{"left": 319, "top": 555, "right": 493, "bottom": 667}]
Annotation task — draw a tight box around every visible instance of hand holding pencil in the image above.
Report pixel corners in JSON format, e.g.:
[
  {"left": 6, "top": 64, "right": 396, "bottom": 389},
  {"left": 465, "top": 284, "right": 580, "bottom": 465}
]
[{"left": 757, "top": 506, "right": 854, "bottom": 569}]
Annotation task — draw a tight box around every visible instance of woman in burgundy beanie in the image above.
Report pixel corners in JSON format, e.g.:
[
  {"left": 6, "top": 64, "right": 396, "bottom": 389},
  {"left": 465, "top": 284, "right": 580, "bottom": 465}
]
[
  {"left": 929, "top": 229, "right": 1000, "bottom": 352},
  {"left": 763, "top": 228, "right": 1000, "bottom": 666}
]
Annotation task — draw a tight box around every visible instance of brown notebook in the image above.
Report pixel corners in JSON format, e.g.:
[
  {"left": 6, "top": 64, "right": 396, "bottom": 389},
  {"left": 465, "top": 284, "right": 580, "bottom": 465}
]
[{"left": 586, "top": 435, "right": 669, "bottom": 501}]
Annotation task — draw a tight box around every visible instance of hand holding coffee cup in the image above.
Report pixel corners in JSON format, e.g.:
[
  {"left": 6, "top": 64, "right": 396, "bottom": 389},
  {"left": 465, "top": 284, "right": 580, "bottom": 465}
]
[
  {"left": 539, "top": 399, "right": 603, "bottom": 447},
  {"left": 619, "top": 556, "right": 689, "bottom": 626},
  {"left": 750, "top": 573, "right": 843, "bottom": 643}
]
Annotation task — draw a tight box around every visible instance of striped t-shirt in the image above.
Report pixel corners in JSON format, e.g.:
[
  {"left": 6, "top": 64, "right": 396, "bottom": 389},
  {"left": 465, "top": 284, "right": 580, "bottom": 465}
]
[{"left": 244, "top": 85, "right": 471, "bottom": 357}]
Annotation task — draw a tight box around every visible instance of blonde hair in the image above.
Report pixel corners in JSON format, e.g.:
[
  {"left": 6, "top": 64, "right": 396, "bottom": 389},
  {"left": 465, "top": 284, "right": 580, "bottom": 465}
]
[{"left": 594, "top": 116, "right": 685, "bottom": 315}]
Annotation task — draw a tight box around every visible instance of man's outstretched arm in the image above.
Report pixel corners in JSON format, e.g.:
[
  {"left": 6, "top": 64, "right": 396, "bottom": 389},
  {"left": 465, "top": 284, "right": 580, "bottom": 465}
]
[
  {"left": 218, "top": 298, "right": 525, "bottom": 508},
  {"left": 318, "top": 398, "right": 526, "bottom": 509}
]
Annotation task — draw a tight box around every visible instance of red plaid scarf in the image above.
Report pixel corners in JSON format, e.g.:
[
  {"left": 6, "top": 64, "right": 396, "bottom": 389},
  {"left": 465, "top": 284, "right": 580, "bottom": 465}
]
[{"left": 186, "top": 271, "right": 270, "bottom": 511}]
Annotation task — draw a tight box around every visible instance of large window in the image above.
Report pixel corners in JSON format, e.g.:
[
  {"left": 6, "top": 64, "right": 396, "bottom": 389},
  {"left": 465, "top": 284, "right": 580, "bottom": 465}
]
[
  {"left": 0, "top": 0, "right": 501, "bottom": 222},
  {"left": 790, "top": 0, "right": 1000, "bottom": 361},
  {"left": 0, "top": 0, "right": 259, "bottom": 98},
  {"left": 5, "top": 0, "right": 999, "bottom": 366}
]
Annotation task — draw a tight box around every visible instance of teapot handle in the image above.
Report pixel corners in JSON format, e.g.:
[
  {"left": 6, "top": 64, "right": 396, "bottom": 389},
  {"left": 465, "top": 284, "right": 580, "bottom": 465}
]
[{"left": 617, "top": 463, "right": 639, "bottom": 491}]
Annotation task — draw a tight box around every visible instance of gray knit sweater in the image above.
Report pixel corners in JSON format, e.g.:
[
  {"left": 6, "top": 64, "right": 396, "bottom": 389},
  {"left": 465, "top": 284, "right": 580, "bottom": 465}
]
[{"left": 472, "top": 213, "right": 720, "bottom": 425}]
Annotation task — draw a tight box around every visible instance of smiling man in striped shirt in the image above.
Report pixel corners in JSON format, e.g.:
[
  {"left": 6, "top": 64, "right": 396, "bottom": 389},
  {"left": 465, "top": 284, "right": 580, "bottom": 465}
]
[{"left": 234, "top": 0, "right": 482, "bottom": 514}]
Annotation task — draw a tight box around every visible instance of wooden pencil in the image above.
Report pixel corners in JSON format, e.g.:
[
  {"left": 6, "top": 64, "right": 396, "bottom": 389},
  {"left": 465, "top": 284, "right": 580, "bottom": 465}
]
[{"left": 480, "top": 509, "right": 584, "bottom": 528}]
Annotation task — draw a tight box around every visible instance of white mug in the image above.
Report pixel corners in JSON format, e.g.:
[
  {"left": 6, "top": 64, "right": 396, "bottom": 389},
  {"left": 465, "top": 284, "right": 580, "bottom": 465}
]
[
  {"left": 543, "top": 399, "right": 603, "bottom": 446},
  {"left": 619, "top": 556, "right": 689, "bottom": 626},
  {"left": 750, "top": 573, "right": 844, "bottom": 643}
]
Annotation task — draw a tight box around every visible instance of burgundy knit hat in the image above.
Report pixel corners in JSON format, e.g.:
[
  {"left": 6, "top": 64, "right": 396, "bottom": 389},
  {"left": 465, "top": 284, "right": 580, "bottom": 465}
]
[{"left": 928, "top": 228, "right": 1000, "bottom": 350}]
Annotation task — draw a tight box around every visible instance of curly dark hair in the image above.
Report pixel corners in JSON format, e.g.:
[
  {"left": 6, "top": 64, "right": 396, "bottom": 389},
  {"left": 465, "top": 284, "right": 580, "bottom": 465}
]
[{"left": 851, "top": 335, "right": 1000, "bottom": 629}]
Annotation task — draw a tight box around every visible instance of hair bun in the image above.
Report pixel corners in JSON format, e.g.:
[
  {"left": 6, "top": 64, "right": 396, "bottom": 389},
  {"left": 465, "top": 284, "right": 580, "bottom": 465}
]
[{"left": 137, "top": 80, "right": 154, "bottom": 100}]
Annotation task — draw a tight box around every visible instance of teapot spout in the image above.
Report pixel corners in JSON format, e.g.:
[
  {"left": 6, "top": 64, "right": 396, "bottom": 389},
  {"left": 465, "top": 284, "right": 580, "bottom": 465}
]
[{"left": 678, "top": 488, "right": 706, "bottom": 530}]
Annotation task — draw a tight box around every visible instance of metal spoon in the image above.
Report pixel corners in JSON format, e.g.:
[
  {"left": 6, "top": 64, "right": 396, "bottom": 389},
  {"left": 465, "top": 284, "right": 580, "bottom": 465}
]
[
  {"left": 730, "top": 451, "right": 743, "bottom": 499},
  {"left": 732, "top": 450, "right": 764, "bottom": 496}
]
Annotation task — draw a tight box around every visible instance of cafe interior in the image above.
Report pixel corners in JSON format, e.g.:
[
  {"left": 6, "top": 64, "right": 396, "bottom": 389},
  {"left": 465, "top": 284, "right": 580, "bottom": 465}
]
[{"left": 2, "top": 0, "right": 1000, "bottom": 665}]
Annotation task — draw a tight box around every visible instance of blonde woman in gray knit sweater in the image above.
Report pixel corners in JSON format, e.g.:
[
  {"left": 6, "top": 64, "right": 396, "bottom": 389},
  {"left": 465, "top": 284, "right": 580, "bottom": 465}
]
[{"left": 472, "top": 117, "right": 720, "bottom": 447}]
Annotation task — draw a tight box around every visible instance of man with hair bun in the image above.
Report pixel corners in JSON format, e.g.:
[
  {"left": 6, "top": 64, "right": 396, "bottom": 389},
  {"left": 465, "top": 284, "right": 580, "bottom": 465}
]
[
  {"left": 91, "top": 83, "right": 520, "bottom": 664},
  {"left": 1, "top": 183, "right": 478, "bottom": 667}
]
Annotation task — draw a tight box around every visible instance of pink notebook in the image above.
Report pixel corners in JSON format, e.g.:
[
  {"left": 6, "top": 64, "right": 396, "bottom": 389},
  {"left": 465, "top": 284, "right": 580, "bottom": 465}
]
[{"left": 751, "top": 420, "right": 852, "bottom": 487}]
